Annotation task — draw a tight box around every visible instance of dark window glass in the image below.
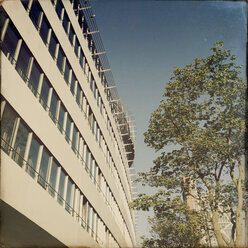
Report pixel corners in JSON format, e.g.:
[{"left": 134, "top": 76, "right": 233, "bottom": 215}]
[
  {"left": 12, "top": 121, "right": 29, "bottom": 167},
  {"left": 21, "top": 0, "right": 29, "bottom": 10},
  {"left": 90, "top": 77, "right": 94, "bottom": 91},
  {"left": 28, "top": 60, "right": 42, "bottom": 96},
  {"left": 79, "top": 50, "right": 84, "bottom": 68},
  {"left": 82, "top": 198, "right": 87, "bottom": 227},
  {"left": 95, "top": 125, "right": 99, "bottom": 141},
  {"left": 100, "top": 100, "right": 103, "bottom": 114},
  {"left": 93, "top": 84, "right": 97, "bottom": 98},
  {"left": 48, "top": 32, "right": 57, "bottom": 59},
  {"left": 29, "top": 1, "right": 42, "bottom": 28},
  {"left": 65, "top": 115, "right": 72, "bottom": 143},
  {"left": 64, "top": 60, "right": 70, "bottom": 84},
  {"left": 55, "top": 0, "right": 63, "bottom": 19},
  {"left": 92, "top": 116, "right": 95, "bottom": 134},
  {"left": 1, "top": 103, "right": 17, "bottom": 154},
  {"left": 85, "top": 148, "right": 89, "bottom": 171},
  {"left": 93, "top": 162, "right": 97, "bottom": 184},
  {"left": 58, "top": 103, "right": 65, "bottom": 132},
  {"left": 62, "top": 12, "right": 69, "bottom": 33},
  {"left": 87, "top": 204, "right": 91, "bottom": 232},
  {"left": 72, "top": 126, "right": 77, "bottom": 152},
  {"left": 39, "top": 76, "right": 50, "bottom": 109},
  {"left": 73, "top": 0, "right": 79, "bottom": 15},
  {"left": 26, "top": 135, "right": 40, "bottom": 178},
  {"left": 69, "top": 26, "right": 74, "bottom": 45},
  {"left": 89, "top": 157, "right": 93, "bottom": 178},
  {"left": 65, "top": 178, "right": 73, "bottom": 212},
  {"left": 38, "top": 147, "right": 50, "bottom": 188},
  {"left": 97, "top": 93, "right": 100, "bottom": 106},
  {"left": 16, "top": 43, "right": 32, "bottom": 81},
  {"left": 70, "top": 73, "right": 76, "bottom": 95},
  {"left": 49, "top": 91, "right": 59, "bottom": 122},
  {"left": 40, "top": 14, "right": 50, "bottom": 44},
  {"left": 58, "top": 169, "right": 66, "bottom": 205},
  {"left": 82, "top": 19, "right": 87, "bottom": 36},
  {"left": 48, "top": 160, "right": 58, "bottom": 197},
  {"left": 76, "top": 85, "right": 81, "bottom": 106},
  {"left": 78, "top": 10, "right": 83, "bottom": 28},
  {"left": 74, "top": 38, "right": 79, "bottom": 56},
  {"left": 91, "top": 210, "right": 95, "bottom": 236},
  {"left": 57, "top": 47, "right": 65, "bottom": 73}
]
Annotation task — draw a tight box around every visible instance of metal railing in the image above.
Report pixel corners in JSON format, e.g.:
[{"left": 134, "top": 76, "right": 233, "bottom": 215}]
[{"left": 0, "top": 137, "right": 104, "bottom": 246}]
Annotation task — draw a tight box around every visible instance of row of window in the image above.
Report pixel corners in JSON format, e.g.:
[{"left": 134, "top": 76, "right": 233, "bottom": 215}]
[
  {"left": 1, "top": 10, "right": 133, "bottom": 243},
  {"left": 0, "top": 99, "right": 120, "bottom": 248},
  {"left": 50, "top": 0, "right": 135, "bottom": 230},
  {"left": 19, "top": 0, "right": 135, "bottom": 232}
]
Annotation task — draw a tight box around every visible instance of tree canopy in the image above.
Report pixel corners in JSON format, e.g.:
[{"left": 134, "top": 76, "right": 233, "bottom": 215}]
[{"left": 131, "top": 42, "right": 246, "bottom": 248}]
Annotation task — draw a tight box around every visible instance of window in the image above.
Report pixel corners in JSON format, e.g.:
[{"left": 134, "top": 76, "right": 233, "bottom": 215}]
[
  {"left": 1, "top": 103, "right": 17, "bottom": 154},
  {"left": 73, "top": 0, "right": 80, "bottom": 16},
  {"left": 76, "top": 85, "right": 81, "bottom": 106},
  {"left": 95, "top": 125, "right": 99, "bottom": 142},
  {"left": 79, "top": 49, "right": 84, "bottom": 69},
  {"left": 91, "top": 210, "right": 95, "bottom": 237},
  {"left": 40, "top": 14, "right": 50, "bottom": 44},
  {"left": 26, "top": 135, "right": 40, "bottom": 178},
  {"left": 97, "top": 93, "right": 100, "bottom": 106},
  {"left": 89, "top": 157, "right": 94, "bottom": 178},
  {"left": 48, "top": 159, "right": 58, "bottom": 197},
  {"left": 65, "top": 115, "right": 72, "bottom": 143},
  {"left": 38, "top": 147, "right": 50, "bottom": 188},
  {"left": 21, "top": 0, "right": 29, "bottom": 10},
  {"left": 71, "top": 126, "right": 78, "bottom": 153},
  {"left": 49, "top": 91, "right": 59, "bottom": 122},
  {"left": 48, "top": 32, "right": 57, "bottom": 59},
  {"left": 74, "top": 38, "right": 79, "bottom": 56},
  {"left": 70, "top": 72, "right": 76, "bottom": 95},
  {"left": 85, "top": 147, "right": 89, "bottom": 170},
  {"left": 82, "top": 197, "right": 87, "bottom": 228},
  {"left": 90, "top": 76, "right": 94, "bottom": 91},
  {"left": 29, "top": 1, "right": 42, "bottom": 28},
  {"left": 57, "top": 46, "right": 65, "bottom": 73},
  {"left": 58, "top": 103, "right": 66, "bottom": 132},
  {"left": 92, "top": 116, "right": 95, "bottom": 134},
  {"left": 69, "top": 25, "right": 75, "bottom": 45},
  {"left": 12, "top": 121, "right": 29, "bottom": 167},
  {"left": 39, "top": 76, "right": 50, "bottom": 109},
  {"left": 65, "top": 178, "right": 73, "bottom": 212},
  {"left": 87, "top": 204, "right": 92, "bottom": 232},
  {"left": 94, "top": 85, "right": 97, "bottom": 99},
  {"left": 58, "top": 169, "right": 66, "bottom": 205},
  {"left": 78, "top": 136, "right": 84, "bottom": 160},
  {"left": 55, "top": 0, "right": 63, "bottom": 20},
  {"left": 78, "top": 10, "right": 83, "bottom": 28},
  {"left": 64, "top": 60, "right": 70, "bottom": 84},
  {"left": 16, "top": 42, "right": 32, "bottom": 81},
  {"left": 2, "top": 21, "right": 20, "bottom": 59},
  {"left": 28, "top": 59, "right": 42, "bottom": 96},
  {"left": 62, "top": 12, "right": 69, "bottom": 34}
]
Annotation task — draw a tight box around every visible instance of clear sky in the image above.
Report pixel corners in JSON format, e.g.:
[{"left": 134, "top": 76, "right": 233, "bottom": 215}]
[{"left": 90, "top": 0, "right": 247, "bottom": 244}]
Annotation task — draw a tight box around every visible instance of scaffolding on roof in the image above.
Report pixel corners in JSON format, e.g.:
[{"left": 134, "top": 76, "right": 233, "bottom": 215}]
[{"left": 78, "top": 0, "right": 136, "bottom": 167}]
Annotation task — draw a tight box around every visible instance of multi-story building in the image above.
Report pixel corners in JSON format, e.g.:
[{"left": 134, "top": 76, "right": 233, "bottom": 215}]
[{"left": 0, "top": 0, "right": 136, "bottom": 247}]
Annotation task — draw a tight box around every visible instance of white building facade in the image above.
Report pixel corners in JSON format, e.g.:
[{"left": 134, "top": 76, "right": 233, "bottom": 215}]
[{"left": 0, "top": 0, "right": 136, "bottom": 247}]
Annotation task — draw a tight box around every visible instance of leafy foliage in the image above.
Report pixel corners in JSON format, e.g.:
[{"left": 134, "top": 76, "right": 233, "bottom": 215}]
[{"left": 131, "top": 42, "right": 246, "bottom": 248}]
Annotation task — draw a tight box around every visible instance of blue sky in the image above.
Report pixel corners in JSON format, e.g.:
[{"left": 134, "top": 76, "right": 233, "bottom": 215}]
[{"left": 91, "top": 0, "right": 247, "bottom": 244}]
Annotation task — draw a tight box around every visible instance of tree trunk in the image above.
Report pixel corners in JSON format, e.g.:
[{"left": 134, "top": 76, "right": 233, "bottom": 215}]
[
  {"left": 212, "top": 210, "right": 226, "bottom": 247},
  {"left": 234, "top": 163, "right": 243, "bottom": 248}
]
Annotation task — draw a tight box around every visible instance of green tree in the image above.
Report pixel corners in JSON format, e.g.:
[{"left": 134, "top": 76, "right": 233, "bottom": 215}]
[{"left": 131, "top": 42, "right": 246, "bottom": 247}]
